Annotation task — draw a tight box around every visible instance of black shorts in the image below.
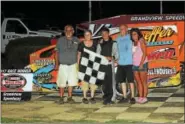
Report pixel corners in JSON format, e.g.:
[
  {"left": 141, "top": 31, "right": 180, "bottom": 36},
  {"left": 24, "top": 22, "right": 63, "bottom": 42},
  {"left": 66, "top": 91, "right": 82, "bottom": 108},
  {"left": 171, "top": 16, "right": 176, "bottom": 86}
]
[{"left": 116, "top": 65, "right": 134, "bottom": 83}]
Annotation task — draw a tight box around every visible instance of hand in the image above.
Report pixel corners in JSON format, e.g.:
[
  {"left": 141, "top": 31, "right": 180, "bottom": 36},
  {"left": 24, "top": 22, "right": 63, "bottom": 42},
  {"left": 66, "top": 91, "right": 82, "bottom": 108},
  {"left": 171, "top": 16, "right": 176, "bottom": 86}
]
[
  {"left": 106, "top": 57, "right": 112, "bottom": 61},
  {"left": 114, "top": 61, "right": 118, "bottom": 67},
  {"left": 139, "top": 64, "right": 143, "bottom": 69}
]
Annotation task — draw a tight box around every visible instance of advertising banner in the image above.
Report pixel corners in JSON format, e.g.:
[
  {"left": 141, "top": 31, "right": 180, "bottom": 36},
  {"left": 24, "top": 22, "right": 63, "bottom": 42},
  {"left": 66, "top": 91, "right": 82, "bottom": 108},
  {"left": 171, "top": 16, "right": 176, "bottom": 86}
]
[{"left": 1, "top": 69, "right": 33, "bottom": 101}]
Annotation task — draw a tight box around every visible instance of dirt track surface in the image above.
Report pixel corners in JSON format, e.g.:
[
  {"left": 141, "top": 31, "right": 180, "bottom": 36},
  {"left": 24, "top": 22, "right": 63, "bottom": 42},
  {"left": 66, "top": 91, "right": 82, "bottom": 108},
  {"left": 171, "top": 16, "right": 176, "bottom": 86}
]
[{"left": 1, "top": 86, "right": 184, "bottom": 123}]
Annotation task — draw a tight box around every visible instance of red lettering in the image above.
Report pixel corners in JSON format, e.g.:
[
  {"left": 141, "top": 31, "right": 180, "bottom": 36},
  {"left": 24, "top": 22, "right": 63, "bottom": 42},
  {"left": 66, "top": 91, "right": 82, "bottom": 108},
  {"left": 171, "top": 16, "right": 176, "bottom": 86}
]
[
  {"left": 148, "top": 52, "right": 162, "bottom": 60},
  {"left": 148, "top": 49, "right": 175, "bottom": 60},
  {"left": 5, "top": 81, "right": 24, "bottom": 85},
  {"left": 164, "top": 50, "right": 175, "bottom": 59}
]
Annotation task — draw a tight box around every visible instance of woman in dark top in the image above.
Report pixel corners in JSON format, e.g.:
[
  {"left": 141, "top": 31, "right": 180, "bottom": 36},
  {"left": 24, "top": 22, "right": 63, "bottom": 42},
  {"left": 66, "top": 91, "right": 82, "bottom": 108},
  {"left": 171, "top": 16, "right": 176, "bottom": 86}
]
[{"left": 77, "top": 30, "right": 98, "bottom": 104}]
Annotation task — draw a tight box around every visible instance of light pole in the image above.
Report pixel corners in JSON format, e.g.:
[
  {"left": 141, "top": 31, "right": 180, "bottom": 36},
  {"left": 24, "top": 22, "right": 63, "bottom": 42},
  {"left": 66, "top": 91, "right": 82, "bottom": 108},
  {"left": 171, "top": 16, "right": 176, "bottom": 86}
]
[
  {"left": 160, "top": 0, "right": 163, "bottom": 14},
  {"left": 89, "top": 0, "right": 92, "bottom": 23}
]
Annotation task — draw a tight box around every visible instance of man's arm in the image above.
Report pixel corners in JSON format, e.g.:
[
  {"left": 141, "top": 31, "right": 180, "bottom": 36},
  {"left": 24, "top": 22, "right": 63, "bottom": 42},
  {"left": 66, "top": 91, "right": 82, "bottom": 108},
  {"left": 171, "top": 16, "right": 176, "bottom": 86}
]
[
  {"left": 54, "top": 39, "right": 61, "bottom": 70},
  {"left": 77, "top": 52, "right": 81, "bottom": 65},
  {"left": 77, "top": 42, "right": 82, "bottom": 65}
]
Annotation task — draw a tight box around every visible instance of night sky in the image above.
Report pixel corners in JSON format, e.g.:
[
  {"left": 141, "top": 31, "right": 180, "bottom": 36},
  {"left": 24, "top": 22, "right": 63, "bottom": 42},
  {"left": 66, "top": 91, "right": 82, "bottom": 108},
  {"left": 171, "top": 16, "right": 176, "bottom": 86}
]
[{"left": 2, "top": 1, "right": 185, "bottom": 30}]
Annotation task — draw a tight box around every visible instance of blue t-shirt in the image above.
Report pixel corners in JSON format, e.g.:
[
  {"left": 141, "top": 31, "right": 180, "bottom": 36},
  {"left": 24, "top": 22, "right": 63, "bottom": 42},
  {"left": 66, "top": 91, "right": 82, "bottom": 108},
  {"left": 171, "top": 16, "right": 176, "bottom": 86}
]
[{"left": 116, "top": 34, "right": 133, "bottom": 65}]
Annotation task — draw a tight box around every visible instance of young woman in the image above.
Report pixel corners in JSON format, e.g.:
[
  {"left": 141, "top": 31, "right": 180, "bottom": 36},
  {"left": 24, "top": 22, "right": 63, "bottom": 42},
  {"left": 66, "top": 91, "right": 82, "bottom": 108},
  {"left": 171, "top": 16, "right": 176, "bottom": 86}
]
[
  {"left": 77, "top": 30, "right": 98, "bottom": 104},
  {"left": 130, "top": 28, "right": 148, "bottom": 104}
]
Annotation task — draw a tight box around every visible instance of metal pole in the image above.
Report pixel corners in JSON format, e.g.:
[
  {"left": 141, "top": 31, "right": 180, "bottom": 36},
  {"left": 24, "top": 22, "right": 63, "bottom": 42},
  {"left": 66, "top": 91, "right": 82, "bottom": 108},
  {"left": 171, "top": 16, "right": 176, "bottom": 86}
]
[
  {"left": 89, "top": 0, "right": 92, "bottom": 23},
  {"left": 160, "top": 0, "right": 163, "bottom": 14},
  {"left": 99, "top": 1, "right": 102, "bottom": 18}
]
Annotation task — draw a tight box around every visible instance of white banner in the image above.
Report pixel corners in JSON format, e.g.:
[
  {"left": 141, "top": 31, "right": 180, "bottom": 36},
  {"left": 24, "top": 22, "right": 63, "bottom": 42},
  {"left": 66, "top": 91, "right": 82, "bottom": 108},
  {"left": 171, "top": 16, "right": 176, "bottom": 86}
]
[{"left": 1, "top": 69, "right": 33, "bottom": 92}]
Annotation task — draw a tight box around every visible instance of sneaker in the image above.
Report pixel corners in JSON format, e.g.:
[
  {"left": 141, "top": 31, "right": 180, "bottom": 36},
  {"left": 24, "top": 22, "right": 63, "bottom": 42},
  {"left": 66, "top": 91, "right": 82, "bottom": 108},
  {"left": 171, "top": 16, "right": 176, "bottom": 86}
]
[
  {"left": 55, "top": 97, "right": 64, "bottom": 104},
  {"left": 118, "top": 97, "right": 128, "bottom": 103},
  {"left": 89, "top": 98, "right": 96, "bottom": 104},
  {"left": 67, "top": 97, "right": 75, "bottom": 104},
  {"left": 141, "top": 97, "right": 148, "bottom": 104},
  {"left": 136, "top": 97, "right": 142, "bottom": 103},
  {"left": 129, "top": 97, "right": 136, "bottom": 104},
  {"left": 82, "top": 98, "right": 89, "bottom": 104},
  {"left": 110, "top": 101, "right": 115, "bottom": 105},
  {"left": 103, "top": 100, "right": 109, "bottom": 105},
  {"left": 136, "top": 97, "right": 144, "bottom": 104}
]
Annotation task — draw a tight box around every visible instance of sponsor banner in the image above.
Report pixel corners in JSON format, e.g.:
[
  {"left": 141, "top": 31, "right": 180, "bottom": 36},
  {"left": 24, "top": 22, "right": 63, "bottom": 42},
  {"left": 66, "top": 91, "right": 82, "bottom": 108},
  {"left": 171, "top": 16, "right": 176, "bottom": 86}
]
[
  {"left": 77, "top": 14, "right": 185, "bottom": 29},
  {"left": 88, "top": 24, "right": 176, "bottom": 47},
  {"left": 129, "top": 14, "right": 185, "bottom": 22},
  {"left": 1, "top": 69, "right": 33, "bottom": 92}
]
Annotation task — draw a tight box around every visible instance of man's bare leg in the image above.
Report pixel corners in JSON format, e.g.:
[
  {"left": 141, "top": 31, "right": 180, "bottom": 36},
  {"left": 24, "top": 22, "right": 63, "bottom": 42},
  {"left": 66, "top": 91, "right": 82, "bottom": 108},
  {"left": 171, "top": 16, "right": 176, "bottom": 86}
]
[
  {"left": 59, "top": 87, "right": 65, "bottom": 97},
  {"left": 56, "top": 87, "right": 65, "bottom": 104},
  {"left": 121, "top": 83, "right": 127, "bottom": 98},
  {"left": 68, "top": 86, "right": 73, "bottom": 97},
  {"left": 129, "top": 83, "right": 135, "bottom": 98},
  {"left": 67, "top": 86, "right": 75, "bottom": 103}
]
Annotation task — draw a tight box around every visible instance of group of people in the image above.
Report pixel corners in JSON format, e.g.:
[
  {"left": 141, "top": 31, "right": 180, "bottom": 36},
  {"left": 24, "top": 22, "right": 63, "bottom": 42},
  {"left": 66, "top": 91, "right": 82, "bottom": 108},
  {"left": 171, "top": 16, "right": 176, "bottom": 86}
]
[{"left": 55, "top": 24, "right": 148, "bottom": 105}]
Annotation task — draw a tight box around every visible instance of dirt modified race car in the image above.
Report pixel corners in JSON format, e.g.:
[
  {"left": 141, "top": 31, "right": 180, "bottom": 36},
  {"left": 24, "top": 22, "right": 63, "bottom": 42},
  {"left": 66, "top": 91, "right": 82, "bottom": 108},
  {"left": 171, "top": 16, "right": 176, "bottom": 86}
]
[{"left": 1, "top": 14, "right": 185, "bottom": 101}]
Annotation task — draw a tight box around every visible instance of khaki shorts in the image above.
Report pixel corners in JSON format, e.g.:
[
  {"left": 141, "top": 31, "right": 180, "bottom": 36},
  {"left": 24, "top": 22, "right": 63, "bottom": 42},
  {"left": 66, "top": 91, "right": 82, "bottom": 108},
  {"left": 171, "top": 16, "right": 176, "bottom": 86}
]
[
  {"left": 81, "top": 81, "right": 98, "bottom": 91},
  {"left": 57, "top": 63, "right": 78, "bottom": 88}
]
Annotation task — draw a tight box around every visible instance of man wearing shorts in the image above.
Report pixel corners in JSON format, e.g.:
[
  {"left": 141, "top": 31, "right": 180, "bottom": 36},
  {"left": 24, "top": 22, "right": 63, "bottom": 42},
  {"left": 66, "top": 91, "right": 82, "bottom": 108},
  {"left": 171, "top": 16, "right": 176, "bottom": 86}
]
[
  {"left": 116, "top": 24, "right": 136, "bottom": 104},
  {"left": 55, "top": 25, "right": 80, "bottom": 104}
]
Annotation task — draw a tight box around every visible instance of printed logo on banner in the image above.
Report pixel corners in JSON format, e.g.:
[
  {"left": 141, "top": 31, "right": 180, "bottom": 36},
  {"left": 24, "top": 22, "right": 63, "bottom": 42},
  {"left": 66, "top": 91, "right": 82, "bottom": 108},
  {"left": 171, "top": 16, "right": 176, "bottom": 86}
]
[
  {"left": 148, "top": 48, "right": 176, "bottom": 60},
  {"left": 148, "top": 67, "right": 176, "bottom": 76},
  {"left": 34, "top": 73, "right": 52, "bottom": 83},
  {"left": 88, "top": 24, "right": 176, "bottom": 47},
  {"left": 130, "top": 15, "right": 185, "bottom": 21},
  {"left": 1, "top": 74, "right": 27, "bottom": 89},
  {"left": 144, "top": 26, "right": 175, "bottom": 47},
  {"left": 1, "top": 69, "right": 33, "bottom": 92}
]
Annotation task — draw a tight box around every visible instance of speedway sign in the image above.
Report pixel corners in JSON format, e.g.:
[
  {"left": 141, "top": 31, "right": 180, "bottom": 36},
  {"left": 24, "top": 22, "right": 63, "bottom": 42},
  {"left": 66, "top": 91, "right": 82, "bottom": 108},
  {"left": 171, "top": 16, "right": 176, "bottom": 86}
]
[
  {"left": 1, "top": 69, "right": 33, "bottom": 101},
  {"left": 1, "top": 69, "right": 33, "bottom": 92}
]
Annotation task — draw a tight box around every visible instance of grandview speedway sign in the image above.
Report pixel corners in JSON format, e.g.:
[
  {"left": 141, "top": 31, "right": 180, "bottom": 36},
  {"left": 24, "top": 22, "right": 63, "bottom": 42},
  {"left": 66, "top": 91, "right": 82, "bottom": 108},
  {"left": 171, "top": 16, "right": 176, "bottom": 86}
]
[
  {"left": 89, "top": 24, "right": 176, "bottom": 46},
  {"left": 1, "top": 69, "right": 33, "bottom": 101}
]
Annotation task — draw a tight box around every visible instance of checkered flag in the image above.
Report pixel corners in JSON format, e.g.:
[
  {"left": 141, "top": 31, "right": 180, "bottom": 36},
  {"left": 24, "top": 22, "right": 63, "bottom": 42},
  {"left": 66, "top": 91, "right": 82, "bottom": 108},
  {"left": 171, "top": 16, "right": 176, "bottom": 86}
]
[{"left": 78, "top": 48, "right": 109, "bottom": 85}]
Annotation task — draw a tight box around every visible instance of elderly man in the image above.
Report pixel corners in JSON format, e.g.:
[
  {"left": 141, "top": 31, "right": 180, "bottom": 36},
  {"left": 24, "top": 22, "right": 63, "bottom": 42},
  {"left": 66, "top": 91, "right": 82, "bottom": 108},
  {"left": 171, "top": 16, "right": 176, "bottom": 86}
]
[{"left": 55, "top": 25, "right": 80, "bottom": 104}]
